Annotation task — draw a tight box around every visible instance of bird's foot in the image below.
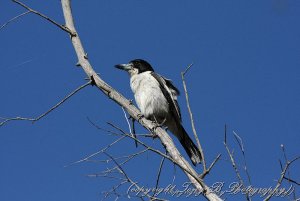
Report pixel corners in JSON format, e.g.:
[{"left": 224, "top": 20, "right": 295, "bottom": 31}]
[
  {"left": 137, "top": 113, "right": 144, "bottom": 121},
  {"left": 151, "top": 118, "right": 167, "bottom": 139},
  {"left": 152, "top": 117, "right": 167, "bottom": 128}
]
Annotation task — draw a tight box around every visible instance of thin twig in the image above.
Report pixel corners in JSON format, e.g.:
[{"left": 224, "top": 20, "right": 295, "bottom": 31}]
[
  {"left": 107, "top": 123, "right": 176, "bottom": 162},
  {"left": 182, "top": 63, "right": 194, "bottom": 76},
  {"left": 224, "top": 142, "right": 243, "bottom": 185},
  {"left": 64, "top": 135, "right": 126, "bottom": 167},
  {"left": 12, "top": 0, "right": 75, "bottom": 36},
  {"left": 200, "top": 154, "right": 221, "bottom": 179},
  {"left": 87, "top": 117, "right": 122, "bottom": 136},
  {"left": 283, "top": 176, "right": 300, "bottom": 186},
  {"left": 224, "top": 126, "right": 250, "bottom": 201},
  {"left": 263, "top": 156, "right": 300, "bottom": 201},
  {"left": 280, "top": 144, "right": 297, "bottom": 200},
  {"left": 101, "top": 180, "right": 126, "bottom": 201},
  {"left": 154, "top": 154, "right": 166, "bottom": 194},
  {"left": 0, "top": 11, "right": 30, "bottom": 30},
  {"left": 104, "top": 152, "right": 166, "bottom": 201},
  {"left": 181, "top": 63, "right": 206, "bottom": 170},
  {"left": 233, "top": 131, "right": 251, "bottom": 185},
  {"left": 122, "top": 107, "right": 138, "bottom": 147},
  {"left": 0, "top": 81, "right": 91, "bottom": 126},
  {"left": 101, "top": 148, "right": 149, "bottom": 175}
]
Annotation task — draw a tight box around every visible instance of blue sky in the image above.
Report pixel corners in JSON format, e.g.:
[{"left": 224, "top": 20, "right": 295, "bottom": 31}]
[{"left": 1, "top": 0, "right": 300, "bottom": 200}]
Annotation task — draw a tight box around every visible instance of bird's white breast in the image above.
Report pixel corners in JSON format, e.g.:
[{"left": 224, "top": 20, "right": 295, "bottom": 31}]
[{"left": 130, "top": 72, "right": 168, "bottom": 119}]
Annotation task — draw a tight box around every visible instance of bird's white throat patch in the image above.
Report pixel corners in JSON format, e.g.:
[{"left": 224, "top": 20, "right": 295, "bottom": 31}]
[{"left": 128, "top": 67, "right": 139, "bottom": 77}]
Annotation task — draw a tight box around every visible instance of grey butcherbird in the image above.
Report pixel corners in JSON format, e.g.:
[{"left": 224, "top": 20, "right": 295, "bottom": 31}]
[{"left": 115, "top": 59, "right": 202, "bottom": 166}]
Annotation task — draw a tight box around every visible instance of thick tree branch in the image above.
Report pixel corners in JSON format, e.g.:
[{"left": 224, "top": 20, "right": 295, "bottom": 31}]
[{"left": 61, "top": 2, "right": 222, "bottom": 200}]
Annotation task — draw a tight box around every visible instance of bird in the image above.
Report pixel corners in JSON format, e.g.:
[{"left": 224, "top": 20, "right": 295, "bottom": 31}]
[{"left": 115, "top": 59, "right": 202, "bottom": 166}]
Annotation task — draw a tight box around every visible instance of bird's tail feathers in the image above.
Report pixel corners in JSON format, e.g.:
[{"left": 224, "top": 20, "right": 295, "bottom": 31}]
[{"left": 179, "top": 127, "right": 202, "bottom": 166}]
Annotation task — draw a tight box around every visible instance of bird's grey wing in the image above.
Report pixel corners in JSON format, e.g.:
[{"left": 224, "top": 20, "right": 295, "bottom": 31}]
[
  {"left": 163, "top": 76, "right": 180, "bottom": 96},
  {"left": 151, "top": 72, "right": 182, "bottom": 122},
  {"left": 162, "top": 76, "right": 181, "bottom": 120}
]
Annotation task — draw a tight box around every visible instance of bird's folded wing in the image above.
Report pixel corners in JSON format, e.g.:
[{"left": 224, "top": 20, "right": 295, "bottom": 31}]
[{"left": 150, "top": 72, "right": 182, "bottom": 122}]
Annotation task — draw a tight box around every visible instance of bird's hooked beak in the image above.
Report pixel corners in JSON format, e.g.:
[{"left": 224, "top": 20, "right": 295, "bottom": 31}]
[{"left": 114, "top": 63, "right": 133, "bottom": 71}]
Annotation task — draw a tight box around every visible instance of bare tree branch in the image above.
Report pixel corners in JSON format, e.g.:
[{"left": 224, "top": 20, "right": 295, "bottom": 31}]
[
  {"left": 85, "top": 118, "right": 183, "bottom": 175},
  {"left": 224, "top": 126, "right": 250, "bottom": 201},
  {"left": 86, "top": 117, "right": 122, "bottom": 137},
  {"left": 122, "top": 107, "right": 138, "bottom": 147},
  {"left": 280, "top": 144, "right": 298, "bottom": 200},
  {"left": 181, "top": 63, "right": 222, "bottom": 181},
  {"left": 104, "top": 120, "right": 225, "bottom": 200},
  {"left": 181, "top": 63, "right": 206, "bottom": 170},
  {"left": 106, "top": 122, "right": 180, "bottom": 165},
  {"left": 12, "top": 0, "right": 75, "bottom": 35},
  {"left": 65, "top": 135, "right": 126, "bottom": 167},
  {"left": 103, "top": 152, "right": 166, "bottom": 201},
  {"left": 233, "top": 131, "right": 251, "bottom": 185},
  {"left": 100, "top": 149, "right": 150, "bottom": 178},
  {"left": 0, "top": 11, "right": 30, "bottom": 30},
  {"left": 263, "top": 156, "right": 300, "bottom": 201},
  {"left": 283, "top": 176, "right": 300, "bottom": 186},
  {"left": 154, "top": 154, "right": 166, "bottom": 191},
  {"left": 0, "top": 81, "right": 91, "bottom": 126},
  {"left": 200, "top": 154, "right": 221, "bottom": 179}
]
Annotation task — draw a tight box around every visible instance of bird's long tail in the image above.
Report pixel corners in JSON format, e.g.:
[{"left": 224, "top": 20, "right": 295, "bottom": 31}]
[{"left": 178, "top": 126, "right": 202, "bottom": 166}]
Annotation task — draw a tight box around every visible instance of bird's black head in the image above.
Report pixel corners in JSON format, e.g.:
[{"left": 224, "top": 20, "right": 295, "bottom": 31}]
[
  {"left": 129, "top": 59, "right": 154, "bottom": 73},
  {"left": 115, "top": 59, "right": 154, "bottom": 76}
]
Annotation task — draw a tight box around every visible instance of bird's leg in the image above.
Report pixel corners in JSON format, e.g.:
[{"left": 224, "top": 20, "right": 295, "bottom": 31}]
[{"left": 151, "top": 116, "right": 167, "bottom": 139}]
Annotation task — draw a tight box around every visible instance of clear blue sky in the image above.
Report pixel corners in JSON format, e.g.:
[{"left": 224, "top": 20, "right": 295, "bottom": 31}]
[{"left": 1, "top": 1, "right": 300, "bottom": 200}]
